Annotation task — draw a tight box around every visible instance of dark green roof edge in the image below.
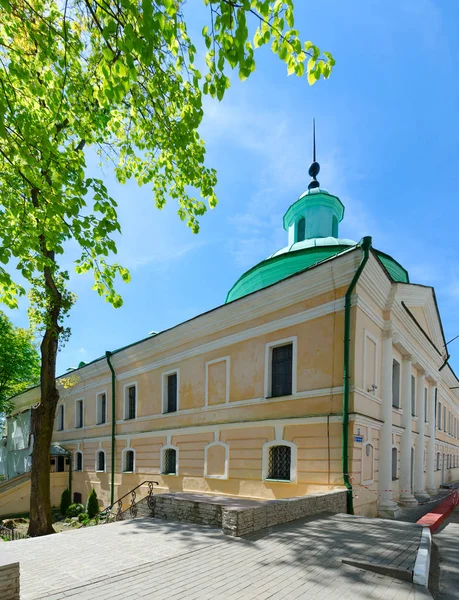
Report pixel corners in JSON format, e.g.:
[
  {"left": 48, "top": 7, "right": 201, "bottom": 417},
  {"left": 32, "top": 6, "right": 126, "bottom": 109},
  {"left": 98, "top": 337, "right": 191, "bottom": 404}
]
[{"left": 373, "top": 249, "right": 410, "bottom": 283}]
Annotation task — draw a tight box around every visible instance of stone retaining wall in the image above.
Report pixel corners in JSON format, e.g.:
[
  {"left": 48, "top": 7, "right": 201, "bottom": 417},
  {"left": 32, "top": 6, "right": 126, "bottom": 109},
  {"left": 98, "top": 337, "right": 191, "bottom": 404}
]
[
  {"left": 0, "top": 560, "right": 20, "bottom": 600},
  {"left": 134, "top": 490, "right": 347, "bottom": 537}
]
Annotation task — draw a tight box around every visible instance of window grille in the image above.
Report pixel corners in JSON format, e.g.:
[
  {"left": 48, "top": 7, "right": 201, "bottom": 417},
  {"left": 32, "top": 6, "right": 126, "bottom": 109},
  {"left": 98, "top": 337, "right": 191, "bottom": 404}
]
[
  {"left": 97, "top": 451, "right": 105, "bottom": 472},
  {"left": 271, "top": 344, "right": 293, "bottom": 398},
  {"left": 267, "top": 445, "right": 291, "bottom": 481},
  {"left": 124, "top": 450, "right": 134, "bottom": 472},
  {"left": 127, "top": 386, "right": 136, "bottom": 420},
  {"left": 163, "top": 449, "right": 177, "bottom": 475},
  {"left": 76, "top": 452, "right": 83, "bottom": 471},
  {"left": 166, "top": 373, "right": 178, "bottom": 413}
]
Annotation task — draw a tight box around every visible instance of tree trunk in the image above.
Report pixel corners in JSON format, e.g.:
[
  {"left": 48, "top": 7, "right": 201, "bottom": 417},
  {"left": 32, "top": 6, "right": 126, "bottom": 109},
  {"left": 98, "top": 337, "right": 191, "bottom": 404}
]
[{"left": 28, "top": 257, "right": 62, "bottom": 536}]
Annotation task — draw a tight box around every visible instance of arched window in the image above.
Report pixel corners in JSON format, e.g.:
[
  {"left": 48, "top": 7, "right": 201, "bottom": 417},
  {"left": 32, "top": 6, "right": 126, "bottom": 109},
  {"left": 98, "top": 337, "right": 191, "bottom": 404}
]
[
  {"left": 332, "top": 215, "right": 338, "bottom": 238},
  {"left": 123, "top": 449, "right": 135, "bottom": 473},
  {"left": 96, "top": 450, "right": 105, "bottom": 472},
  {"left": 268, "top": 445, "right": 291, "bottom": 481},
  {"left": 296, "top": 217, "right": 305, "bottom": 242},
  {"left": 362, "top": 442, "right": 374, "bottom": 484},
  {"left": 391, "top": 447, "right": 398, "bottom": 481},
  {"left": 161, "top": 447, "right": 177, "bottom": 475},
  {"left": 204, "top": 442, "right": 229, "bottom": 479},
  {"left": 75, "top": 451, "right": 83, "bottom": 472}
]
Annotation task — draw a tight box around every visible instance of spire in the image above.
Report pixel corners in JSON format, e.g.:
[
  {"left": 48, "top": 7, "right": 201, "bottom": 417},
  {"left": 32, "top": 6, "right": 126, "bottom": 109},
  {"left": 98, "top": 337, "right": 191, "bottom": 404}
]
[{"left": 308, "top": 118, "right": 320, "bottom": 190}]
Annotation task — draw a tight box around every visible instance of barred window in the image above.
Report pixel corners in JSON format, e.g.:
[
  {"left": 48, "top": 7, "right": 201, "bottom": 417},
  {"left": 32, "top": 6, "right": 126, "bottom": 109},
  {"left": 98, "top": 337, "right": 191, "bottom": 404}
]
[
  {"left": 124, "top": 450, "right": 134, "bottom": 473},
  {"left": 267, "top": 445, "right": 291, "bottom": 481},
  {"left": 162, "top": 448, "right": 177, "bottom": 475},
  {"left": 75, "top": 451, "right": 83, "bottom": 472},
  {"left": 96, "top": 450, "right": 105, "bottom": 472}
]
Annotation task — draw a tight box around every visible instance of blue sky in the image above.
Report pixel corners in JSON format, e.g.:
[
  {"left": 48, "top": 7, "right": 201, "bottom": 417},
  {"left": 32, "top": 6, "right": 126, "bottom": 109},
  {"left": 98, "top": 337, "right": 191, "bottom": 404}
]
[{"left": 7, "top": 0, "right": 459, "bottom": 375}]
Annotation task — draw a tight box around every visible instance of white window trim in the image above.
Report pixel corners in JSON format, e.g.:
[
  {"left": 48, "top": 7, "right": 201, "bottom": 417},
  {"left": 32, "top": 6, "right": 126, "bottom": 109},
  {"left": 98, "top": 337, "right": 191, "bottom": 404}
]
[
  {"left": 123, "top": 382, "right": 138, "bottom": 421},
  {"left": 96, "top": 390, "right": 108, "bottom": 425},
  {"left": 160, "top": 444, "right": 179, "bottom": 476},
  {"left": 205, "top": 357, "right": 230, "bottom": 407},
  {"left": 75, "top": 398, "right": 84, "bottom": 429},
  {"left": 262, "top": 440, "right": 297, "bottom": 483},
  {"left": 162, "top": 369, "right": 180, "bottom": 414},
  {"left": 74, "top": 450, "right": 83, "bottom": 472},
  {"left": 362, "top": 329, "right": 379, "bottom": 396},
  {"left": 361, "top": 441, "right": 374, "bottom": 486},
  {"left": 57, "top": 404, "right": 65, "bottom": 431},
  {"left": 95, "top": 449, "right": 106, "bottom": 473},
  {"left": 122, "top": 447, "right": 136, "bottom": 473},
  {"left": 204, "top": 441, "right": 229, "bottom": 479},
  {"left": 264, "top": 336, "right": 297, "bottom": 399}
]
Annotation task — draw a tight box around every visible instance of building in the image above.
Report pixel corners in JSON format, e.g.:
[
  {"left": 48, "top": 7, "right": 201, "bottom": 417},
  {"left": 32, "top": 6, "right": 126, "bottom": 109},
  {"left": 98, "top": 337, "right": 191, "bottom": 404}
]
[{"left": 1, "top": 151, "right": 459, "bottom": 519}]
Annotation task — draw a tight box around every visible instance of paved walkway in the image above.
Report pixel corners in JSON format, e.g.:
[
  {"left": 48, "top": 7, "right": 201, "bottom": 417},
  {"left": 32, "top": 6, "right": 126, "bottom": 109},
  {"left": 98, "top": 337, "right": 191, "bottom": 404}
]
[
  {"left": 0, "top": 514, "right": 426, "bottom": 600},
  {"left": 431, "top": 506, "right": 459, "bottom": 599}
]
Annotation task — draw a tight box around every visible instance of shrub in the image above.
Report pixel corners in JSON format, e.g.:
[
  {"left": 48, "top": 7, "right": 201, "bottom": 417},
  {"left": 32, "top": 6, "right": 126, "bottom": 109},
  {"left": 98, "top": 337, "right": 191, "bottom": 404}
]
[
  {"left": 78, "top": 512, "right": 88, "bottom": 523},
  {"left": 86, "top": 489, "right": 100, "bottom": 519},
  {"left": 60, "top": 489, "right": 71, "bottom": 516},
  {"left": 67, "top": 503, "right": 84, "bottom": 518}
]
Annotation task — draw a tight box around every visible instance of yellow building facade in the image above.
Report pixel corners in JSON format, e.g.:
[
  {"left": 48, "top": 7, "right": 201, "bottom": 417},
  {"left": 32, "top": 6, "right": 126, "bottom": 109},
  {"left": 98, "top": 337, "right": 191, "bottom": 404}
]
[{"left": 2, "top": 162, "right": 459, "bottom": 520}]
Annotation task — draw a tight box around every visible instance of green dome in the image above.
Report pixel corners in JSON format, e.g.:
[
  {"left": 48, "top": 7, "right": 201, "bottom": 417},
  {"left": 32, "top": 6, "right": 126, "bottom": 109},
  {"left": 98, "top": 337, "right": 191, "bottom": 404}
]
[{"left": 225, "top": 186, "right": 410, "bottom": 304}]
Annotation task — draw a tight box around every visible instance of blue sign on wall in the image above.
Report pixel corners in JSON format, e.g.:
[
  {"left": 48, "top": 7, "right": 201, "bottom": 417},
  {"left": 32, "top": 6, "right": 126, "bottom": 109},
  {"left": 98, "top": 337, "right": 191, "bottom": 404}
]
[{"left": 354, "top": 435, "right": 364, "bottom": 443}]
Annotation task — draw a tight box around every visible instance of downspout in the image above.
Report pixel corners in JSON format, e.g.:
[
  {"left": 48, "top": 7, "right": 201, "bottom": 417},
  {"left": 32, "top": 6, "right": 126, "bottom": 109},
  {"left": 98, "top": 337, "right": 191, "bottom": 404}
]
[
  {"left": 68, "top": 450, "right": 72, "bottom": 501},
  {"left": 105, "top": 351, "right": 116, "bottom": 506},
  {"left": 343, "top": 236, "right": 372, "bottom": 514}
]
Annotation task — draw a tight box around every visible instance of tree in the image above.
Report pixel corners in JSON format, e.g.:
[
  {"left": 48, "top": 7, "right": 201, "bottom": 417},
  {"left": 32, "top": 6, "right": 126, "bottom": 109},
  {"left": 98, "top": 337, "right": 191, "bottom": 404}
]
[
  {"left": 0, "top": 311, "right": 40, "bottom": 415},
  {"left": 0, "top": 0, "right": 335, "bottom": 536},
  {"left": 86, "top": 488, "right": 100, "bottom": 519}
]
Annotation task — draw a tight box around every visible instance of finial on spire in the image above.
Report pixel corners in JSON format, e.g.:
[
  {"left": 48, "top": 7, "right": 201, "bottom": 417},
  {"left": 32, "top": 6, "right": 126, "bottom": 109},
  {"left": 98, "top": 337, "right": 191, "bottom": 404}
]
[{"left": 308, "top": 118, "right": 320, "bottom": 190}]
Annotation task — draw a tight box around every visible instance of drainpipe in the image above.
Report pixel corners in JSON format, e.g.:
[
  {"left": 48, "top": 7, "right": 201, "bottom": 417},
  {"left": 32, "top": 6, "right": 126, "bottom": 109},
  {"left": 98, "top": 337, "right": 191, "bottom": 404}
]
[
  {"left": 105, "top": 351, "right": 116, "bottom": 505},
  {"left": 68, "top": 451, "right": 72, "bottom": 501},
  {"left": 343, "top": 236, "right": 372, "bottom": 514}
]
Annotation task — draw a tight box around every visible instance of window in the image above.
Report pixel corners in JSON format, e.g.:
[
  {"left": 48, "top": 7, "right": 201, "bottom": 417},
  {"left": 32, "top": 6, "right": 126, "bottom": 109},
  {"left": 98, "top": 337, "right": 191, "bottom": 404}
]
[
  {"left": 166, "top": 373, "right": 177, "bottom": 413},
  {"left": 411, "top": 375, "right": 416, "bottom": 416},
  {"left": 162, "top": 448, "right": 177, "bottom": 475},
  {"left": 437, "top": 452, "right": 441, "bottom": 471},
  {"left": 332, "top": 215, "right": 338, "bottom": 238},
  {"left": 75, "top": 451, "right": 83, "bottom": 472},
  {"left": 162, "top": 370, "right": 180, "bottom": 413},
  {"left": 391, "top": 447, "right": 398, "bottom": 480},
  {"left": 271, "top": 344, "right": 293, "bottom": 398},
  {"left": 392, "top": 360, "right": 401, "bottom": 408},
  {"left": 438, "top": 402, "right": 442, "bottom": 429},
  {"left": 57, "top": 405, "right": 64, "bottom": 431},
  {"left": 424, "top": 389, "right": 428, "bottom": 422},
  {"left": 123, "top": 449, "right": 135, "bottom": 473},
  {"left": 96, "top": 450, "right": 105, "bottom": 472},
  {"left": 444, "top": 406, "right": 447, "bottom": 432},
  {"left": 75, "top": 399, "right": 84, "bottom": 428},
  {"left": 267, "top": 445, "right": 291, "bottom": 481},
  {"left": 56, "top": 456, "right": 65, "bottom": 472},
  {"left": 296, "top": 217, "right": 305, "bottom": 242},
  {"left": 97, "top": 392, "right": 107, "bottom": 425},
  {"left": 125, "top": 384, "right": 136, "bottom": 420}
]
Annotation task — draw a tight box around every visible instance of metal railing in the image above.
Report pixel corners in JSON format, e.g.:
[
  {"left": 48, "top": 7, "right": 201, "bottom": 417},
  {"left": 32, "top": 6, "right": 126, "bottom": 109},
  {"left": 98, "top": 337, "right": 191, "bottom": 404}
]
[
  {"left": 101, "top": 480, "right": 158, "bottom": 523},
  {"left": 0, "top": 524, "right": 28, "bottom": 541}
]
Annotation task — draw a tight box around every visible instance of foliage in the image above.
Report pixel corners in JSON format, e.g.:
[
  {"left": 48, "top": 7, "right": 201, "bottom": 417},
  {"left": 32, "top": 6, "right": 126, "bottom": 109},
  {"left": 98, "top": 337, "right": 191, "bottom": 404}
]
[
  {"left": 66, "top": 503, "right": 84, "bottom": 517},
  {"left": 59, "top": 488, "right": 71, "bottom": 516},
  {"left": 0, "top": 0, "right": 333, "bottom": 536},
  {"left": 78, "top": 511, "right": 89, "bottom": 523},
  {"left": 0, "top": 312, "right": 40, "bottom": 415},
  {"left": 86, "top": 489, "right": 100, "bottom": 519}
]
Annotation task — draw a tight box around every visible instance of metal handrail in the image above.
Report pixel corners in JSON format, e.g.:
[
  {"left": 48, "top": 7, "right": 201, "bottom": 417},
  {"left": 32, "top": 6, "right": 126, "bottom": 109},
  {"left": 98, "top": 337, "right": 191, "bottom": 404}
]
[{"left": 101, "top": 480, "right": 158, "bottom": 523}]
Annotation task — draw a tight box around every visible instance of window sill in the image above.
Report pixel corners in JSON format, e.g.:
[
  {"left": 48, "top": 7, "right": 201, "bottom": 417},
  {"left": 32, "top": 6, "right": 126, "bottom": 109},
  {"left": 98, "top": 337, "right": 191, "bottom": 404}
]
[
  {"left": 95, "top": 470, "right": 106, "bottom": 473},
  {"left": 264, "top": 478, "right": 291, "bottom": 483},
  {"left": 161, "top": 473, "right": 178, "bottom": 477},
  {"left": 266, "top": 394, "right": 293, "bottom": 400},
  {"left": 123, "top": 471, "right": 134, "bottom": 474}
]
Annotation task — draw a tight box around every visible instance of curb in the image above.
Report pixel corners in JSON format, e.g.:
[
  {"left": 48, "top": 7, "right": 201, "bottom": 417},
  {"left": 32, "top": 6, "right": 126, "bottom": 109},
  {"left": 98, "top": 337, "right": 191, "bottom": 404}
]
[
  {"left": 413, "top": 527, "right": 431, "bottom": 587},
  {"left": 417, "top": 490, "right": 459, "bottom": 533}
]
